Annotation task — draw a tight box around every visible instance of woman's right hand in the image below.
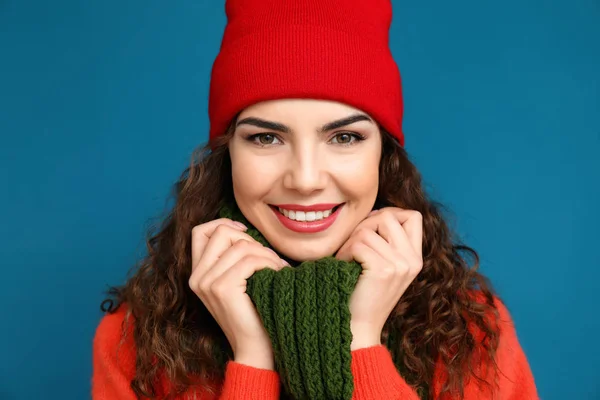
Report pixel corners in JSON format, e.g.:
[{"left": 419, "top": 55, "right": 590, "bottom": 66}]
[{"left": 189, "top": 218, "right": 288, "bottom": 370}]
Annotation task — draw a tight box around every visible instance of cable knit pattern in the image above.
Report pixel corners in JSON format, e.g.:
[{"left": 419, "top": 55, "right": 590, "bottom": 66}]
[
  {"left": 295, "top": 262, "right": 324, "bottom": 399},
  {"left": 274, "top": 267, "right": 305, "bottom": 398},
  {"left": 319, "top": 259, "right": 344, "bottom": 399},
  {"left": 337, "top": 262, "right": 361, "bottom": 398}
]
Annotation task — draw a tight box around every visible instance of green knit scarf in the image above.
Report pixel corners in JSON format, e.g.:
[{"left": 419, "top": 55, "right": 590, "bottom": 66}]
[{"left": 218, "top": 202, "right": 427, "bottom": 400}]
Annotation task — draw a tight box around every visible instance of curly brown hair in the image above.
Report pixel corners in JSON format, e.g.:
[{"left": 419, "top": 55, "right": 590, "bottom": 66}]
[{"left": 101, "top": 117, "right": 500, "bottom": 399}]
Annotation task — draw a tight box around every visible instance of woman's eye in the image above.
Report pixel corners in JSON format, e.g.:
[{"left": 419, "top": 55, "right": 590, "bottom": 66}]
[
  {"left": 250, "top": 133, "right": 280, "bottom": 146},
  {"left": 331, "top": 132, "right": 362, "bottom": 145}
]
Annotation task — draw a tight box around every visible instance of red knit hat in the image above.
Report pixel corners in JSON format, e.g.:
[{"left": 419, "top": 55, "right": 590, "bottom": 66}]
[{"left": 208, "top": 0, "right": 405, "bottom": 146}]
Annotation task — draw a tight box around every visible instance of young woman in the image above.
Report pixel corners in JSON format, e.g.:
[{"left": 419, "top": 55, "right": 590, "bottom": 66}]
[{"left": 93, "top": 1, "right": 538, "bottom": 399}]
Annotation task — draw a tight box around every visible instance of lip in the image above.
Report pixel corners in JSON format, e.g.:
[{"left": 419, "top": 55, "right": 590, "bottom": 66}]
[
  {"left": 270, "top": 203, "right": 344, "bottom": 233},
  {"left": 271, "top": 203, "right": 342, "bottom": 212}
]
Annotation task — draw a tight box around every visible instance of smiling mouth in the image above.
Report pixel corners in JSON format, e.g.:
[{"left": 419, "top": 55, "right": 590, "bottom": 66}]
[{"left": 270, "top": 204, "right": 344, "bottom": 222}]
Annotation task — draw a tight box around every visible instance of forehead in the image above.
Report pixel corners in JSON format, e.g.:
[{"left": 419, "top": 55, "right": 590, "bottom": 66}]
[{"left": 237, "top": 99, "right": 368, "bottom": 122}]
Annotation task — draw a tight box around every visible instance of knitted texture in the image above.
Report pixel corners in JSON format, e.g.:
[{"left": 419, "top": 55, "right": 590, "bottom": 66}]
[
  {"left": 208, "top": 0, "right": 405, "bottom": 147},
  {"left": 218, "top": 202, "right": 427, "bottom": 400}
]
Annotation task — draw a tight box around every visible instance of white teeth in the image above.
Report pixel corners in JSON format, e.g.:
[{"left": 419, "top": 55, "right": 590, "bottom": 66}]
[{"left": 277, "top": 207, "right": 336, "bottom": 221}]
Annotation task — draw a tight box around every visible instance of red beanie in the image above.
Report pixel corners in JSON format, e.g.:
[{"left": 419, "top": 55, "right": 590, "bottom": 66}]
[{"left": 208, "top": 0, "right": 405, "bottom": 147}]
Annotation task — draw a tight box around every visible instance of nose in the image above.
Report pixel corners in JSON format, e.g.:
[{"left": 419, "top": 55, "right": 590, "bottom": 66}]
[{"left": 282, "top": 146, "right": 328, "bottom": 195}]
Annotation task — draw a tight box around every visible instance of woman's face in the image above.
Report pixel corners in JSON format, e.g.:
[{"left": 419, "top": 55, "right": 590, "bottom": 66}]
[{"left": 228, "top": 99, "right": 382, "bottom": 261}]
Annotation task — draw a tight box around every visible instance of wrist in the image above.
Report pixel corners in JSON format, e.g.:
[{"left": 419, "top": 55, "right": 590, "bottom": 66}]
[
  {"left": 234, "top": 347, "right": 275, "bottom": 371},
  {"left": 350, "top": 324, "right": 381, "bottom": 351},
  {"left": 350, "top": 337, "right": 382, "bottom": 351}
]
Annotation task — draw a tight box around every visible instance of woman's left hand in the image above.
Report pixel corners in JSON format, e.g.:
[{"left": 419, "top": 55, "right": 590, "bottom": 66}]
[{"left": 335, "top": 207, "right": 424, "bottom": 350}]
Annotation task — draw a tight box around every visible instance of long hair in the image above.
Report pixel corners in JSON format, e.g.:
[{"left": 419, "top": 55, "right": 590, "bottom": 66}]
[{"left": 101, "top": 117, "right": 500, "bottom": 399}]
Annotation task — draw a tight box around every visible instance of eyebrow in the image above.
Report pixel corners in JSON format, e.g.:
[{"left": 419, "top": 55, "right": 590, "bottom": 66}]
[{"left": 235, "top": 114, "right": 374, "bottom": 134}]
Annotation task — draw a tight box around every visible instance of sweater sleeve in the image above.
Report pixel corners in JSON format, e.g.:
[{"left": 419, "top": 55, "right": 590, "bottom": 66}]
[
  {"left": 350, "top": 345, "right": 421, "bottom": 400},
  {"left": 218, "top": 361, "right": 280, "bottom": 400}
]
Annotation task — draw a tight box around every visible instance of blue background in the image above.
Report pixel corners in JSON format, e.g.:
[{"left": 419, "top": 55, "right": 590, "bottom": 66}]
[{"left": 1, "top": 1, "right": 598, "bottom": 399}]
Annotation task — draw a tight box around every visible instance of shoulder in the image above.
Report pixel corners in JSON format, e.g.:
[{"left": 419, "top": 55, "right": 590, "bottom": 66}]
[
  {"left": 93, "top": 303, "right": 137, "bottom": 378},
  {"left": 483, "top": 295, "right": 529, "bottom": 367},
  {"left": 468, "top": 290, "right": 518, "bottom": 334},
  {"left": 465, "top": 291, "right": 535, "bottom": 388},
  {"left": 94, "top": 303, "right": 133, "bottom": 349}
]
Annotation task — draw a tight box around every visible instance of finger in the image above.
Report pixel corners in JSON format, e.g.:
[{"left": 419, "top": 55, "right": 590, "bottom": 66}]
[
  {"left": 399, "top": 210, "right": 423, "bottom": 261},
  {"left": 354, "top": 228, "right": 400, "bottom": 265},
  {"left": 385, "top": 208, "right": 423, "bottom": 260},
  {"left": 368, "top": 209, "right": 380, "bottom": 217},
  {"left": 202, "top": 241, "right": 285, "bottom": 285},
  {"left": 191, "top": 219, "right": 247, "bottom": 268},
  {"left": 213, "top": 255, "right": 285, "bottom": 293},
  {"left": 343, "top": 211, "right": 409, "bottom": 262},
  {"left": 343, "top": 241, "right": 383, "bottom": 272},
  {"left": 335, "top": 229, "right": 384, "bottom": 263},
  {"left": 364, "top": 211, "right": 409, "bottom": 249},
  {"left": 194, "top": 224, "right": 256, "bottom": 277},
  {"left": 362, "top": 208, "right": 423, "bottom": 260}
]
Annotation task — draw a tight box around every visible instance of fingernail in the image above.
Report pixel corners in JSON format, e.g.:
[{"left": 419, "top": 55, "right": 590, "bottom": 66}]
[
  {"left": 232, "top": 221, "right": 247, "bottom": 230},
  {"left": 281, "top": 259, "right": 290, "bottom": 267},
  {"left": 266, "top": 247, "right": 280, "bottom": 257}
]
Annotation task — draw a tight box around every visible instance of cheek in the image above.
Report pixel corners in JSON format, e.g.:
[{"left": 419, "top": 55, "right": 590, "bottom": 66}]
[
  {"left": 231, "top": 152, "right": 280, "bottom": 200},
  {"left": 332, "top": 153, "right": 380, "bottom": 198}
]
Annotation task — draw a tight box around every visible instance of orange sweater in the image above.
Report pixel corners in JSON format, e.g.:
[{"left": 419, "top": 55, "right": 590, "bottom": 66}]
[{"left": 92, "top": 298, "right": 538, "bottom": 399}]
